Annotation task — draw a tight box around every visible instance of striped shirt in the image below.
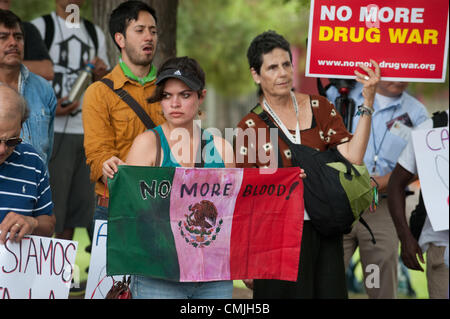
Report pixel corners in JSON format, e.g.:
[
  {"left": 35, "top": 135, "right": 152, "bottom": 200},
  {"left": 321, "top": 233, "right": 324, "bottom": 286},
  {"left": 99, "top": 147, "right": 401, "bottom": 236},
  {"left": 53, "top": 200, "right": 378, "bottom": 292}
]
[{"left": 0, "top": 143, "right": 53, "bottom": 222}]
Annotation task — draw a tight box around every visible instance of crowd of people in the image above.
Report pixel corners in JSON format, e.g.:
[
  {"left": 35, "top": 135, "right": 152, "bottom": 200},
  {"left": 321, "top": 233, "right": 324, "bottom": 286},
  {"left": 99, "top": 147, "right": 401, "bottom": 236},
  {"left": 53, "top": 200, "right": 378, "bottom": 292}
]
[{"left": 0, "top": 0, "right": 448, "bottom": 299}]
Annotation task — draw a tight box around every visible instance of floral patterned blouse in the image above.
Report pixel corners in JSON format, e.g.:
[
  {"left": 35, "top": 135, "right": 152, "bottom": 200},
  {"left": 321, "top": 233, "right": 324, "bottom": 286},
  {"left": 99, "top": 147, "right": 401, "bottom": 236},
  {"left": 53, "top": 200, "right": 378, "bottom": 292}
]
[{"left": 235, "top": 94, "right": 353, "bottom": 168}]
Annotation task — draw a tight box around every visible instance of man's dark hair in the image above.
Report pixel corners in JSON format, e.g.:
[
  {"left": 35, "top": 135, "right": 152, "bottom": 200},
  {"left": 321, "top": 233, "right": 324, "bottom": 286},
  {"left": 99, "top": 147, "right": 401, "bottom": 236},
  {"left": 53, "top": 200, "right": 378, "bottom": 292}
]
[
  {"left": 148, "top": 56, "right": 206, "bottom": 103},
  {"left": 246, "top": 30, "right": 292, "bottom": 75},
  {"left": 0, "top": 9, "right": 25, "bottom": 36},
  {"left": 109, "top": 0, "right": 157, "bottom": 51}
]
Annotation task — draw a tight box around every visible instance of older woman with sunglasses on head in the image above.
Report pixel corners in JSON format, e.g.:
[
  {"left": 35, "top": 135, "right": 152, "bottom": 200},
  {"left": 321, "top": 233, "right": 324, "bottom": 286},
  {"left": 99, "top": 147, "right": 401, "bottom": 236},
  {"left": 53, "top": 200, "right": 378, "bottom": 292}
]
[{"left": 0, "top": 84, "right": 55, "bottom": 244}]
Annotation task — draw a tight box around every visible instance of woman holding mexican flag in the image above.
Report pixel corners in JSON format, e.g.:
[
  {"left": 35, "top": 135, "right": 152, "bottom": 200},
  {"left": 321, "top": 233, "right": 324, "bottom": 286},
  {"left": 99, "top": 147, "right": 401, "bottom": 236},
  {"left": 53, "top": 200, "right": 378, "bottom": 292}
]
[{"left": 103, "top": 56, "right": 236, "bottom": 298}]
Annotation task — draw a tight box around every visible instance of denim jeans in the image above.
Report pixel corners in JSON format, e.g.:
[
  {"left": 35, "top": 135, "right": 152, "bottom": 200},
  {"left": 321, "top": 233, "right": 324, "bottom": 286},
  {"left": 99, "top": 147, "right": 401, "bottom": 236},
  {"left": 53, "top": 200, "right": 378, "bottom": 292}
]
[
  {"left": 90, "top": 202, "right": 109, "bottom": 239},
  {"left": 93, "top": 202, "right": 109, "bottom": 221},
  {"left": 130, "top": 275, "right": 233, "bottom": 299}
]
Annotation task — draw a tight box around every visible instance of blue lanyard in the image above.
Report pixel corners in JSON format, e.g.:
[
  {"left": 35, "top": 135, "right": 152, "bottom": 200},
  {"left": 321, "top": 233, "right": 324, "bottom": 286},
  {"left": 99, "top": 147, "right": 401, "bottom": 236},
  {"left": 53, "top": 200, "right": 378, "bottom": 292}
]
[{"left": 371, "top": 108, "right": 397, "bottom": 174}]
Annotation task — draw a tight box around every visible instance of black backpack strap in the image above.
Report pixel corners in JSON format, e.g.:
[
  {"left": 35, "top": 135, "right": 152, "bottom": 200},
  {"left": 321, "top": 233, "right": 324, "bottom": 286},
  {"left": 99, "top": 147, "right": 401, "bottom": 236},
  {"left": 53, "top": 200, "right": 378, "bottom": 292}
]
[
  {"left": 317, "top": 78, "right": 333, "bottom": 97},
  {"left": 252, "top": 105, "right": 285, "bottom": 168},
  {"left": 432, "top": 111, "right": 448, "bottom": 128},
  {"left": 359, "top": 216, "right": 376, "bottom": 245},
  {"left": 195, "top": 129, "right": 207, "bottom": 168},
  {"left": 42, "top": 14, "right": 54, "bottom": 50},
  {"left": 83, "top": 19, "right": 99, "bottom": 56},
  {"left": 42, "top": 15, "right": 99, "bottom": 57},
  {"left": 100, "top": 78, "right": 156, "bottom": 129}
]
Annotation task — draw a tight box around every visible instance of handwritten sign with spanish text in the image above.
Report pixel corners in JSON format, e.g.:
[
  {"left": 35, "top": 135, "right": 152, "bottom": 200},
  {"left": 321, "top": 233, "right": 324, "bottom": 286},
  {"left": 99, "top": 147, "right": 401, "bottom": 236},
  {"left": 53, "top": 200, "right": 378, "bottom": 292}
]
[{"left": 0, "top": 235, "right": 77, "bottom": 299}]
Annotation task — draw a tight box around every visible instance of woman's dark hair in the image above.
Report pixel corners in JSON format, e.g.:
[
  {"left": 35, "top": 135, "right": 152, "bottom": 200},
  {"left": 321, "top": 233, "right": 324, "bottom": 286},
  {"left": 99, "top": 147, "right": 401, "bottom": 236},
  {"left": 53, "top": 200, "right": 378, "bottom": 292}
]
[
  {"left": 246, "top": 30, "right": 293, "bottom": 96},
  {"left": 247, "top": 30, "right": 292, "bottom": 74},
  {"left": 109, "top": 0, "right": 157, "bottom": 51},
  {"left": 148, "top": 56, "right": 206, "bottom": 103},
  {"left": 0, "top": 9, "right": 25, "bottom": 36}
]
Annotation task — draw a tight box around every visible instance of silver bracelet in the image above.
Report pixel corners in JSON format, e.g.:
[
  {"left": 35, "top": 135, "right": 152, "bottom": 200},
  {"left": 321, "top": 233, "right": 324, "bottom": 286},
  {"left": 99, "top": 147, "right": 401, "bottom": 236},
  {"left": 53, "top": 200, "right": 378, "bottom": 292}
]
[{"left": 356, "top": 104, "right": 374, "bottom": 116}]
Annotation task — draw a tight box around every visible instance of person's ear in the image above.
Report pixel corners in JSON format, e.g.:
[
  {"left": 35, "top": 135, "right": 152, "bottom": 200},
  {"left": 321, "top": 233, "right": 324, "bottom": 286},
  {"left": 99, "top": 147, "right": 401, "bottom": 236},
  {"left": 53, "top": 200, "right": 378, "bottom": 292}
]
[
  {"left": 198, "top": 89, "right": 207, "bottom": 104},
  {"left": 114, "top": 32, "right": 126, "bottom": 50},
  {"left": 250, "top": 67, "right": 261, "bottom": 84}
]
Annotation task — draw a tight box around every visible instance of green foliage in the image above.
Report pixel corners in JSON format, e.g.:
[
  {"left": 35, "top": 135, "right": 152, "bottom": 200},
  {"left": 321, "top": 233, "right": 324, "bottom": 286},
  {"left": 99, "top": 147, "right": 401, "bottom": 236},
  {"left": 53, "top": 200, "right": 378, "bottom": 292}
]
[
  {"left": 177, "top": 0, "right": 310, "bottom": 96},
  {"left": 10, "top": 0, "right": 92, "bottom": 22},
  {"left": 407, "top": 66, "right": 449, "bottom": 106},
  {"left": 10, "top": 0, "right": 53, "bottom": 21}
]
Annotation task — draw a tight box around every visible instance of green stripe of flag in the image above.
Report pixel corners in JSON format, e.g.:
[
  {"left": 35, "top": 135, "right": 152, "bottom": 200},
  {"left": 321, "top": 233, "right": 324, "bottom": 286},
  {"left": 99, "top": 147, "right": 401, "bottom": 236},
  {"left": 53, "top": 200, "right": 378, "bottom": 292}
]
[{"left": 107, "top": 166, "right": 180, "bottom": 280}]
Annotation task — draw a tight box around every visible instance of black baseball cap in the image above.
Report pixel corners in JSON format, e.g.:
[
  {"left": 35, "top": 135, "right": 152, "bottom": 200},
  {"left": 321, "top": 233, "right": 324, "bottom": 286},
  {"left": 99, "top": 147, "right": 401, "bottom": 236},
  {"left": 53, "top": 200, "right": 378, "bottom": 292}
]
[{"left": 155, "top": 68, "right": 203, "bottom": 91}]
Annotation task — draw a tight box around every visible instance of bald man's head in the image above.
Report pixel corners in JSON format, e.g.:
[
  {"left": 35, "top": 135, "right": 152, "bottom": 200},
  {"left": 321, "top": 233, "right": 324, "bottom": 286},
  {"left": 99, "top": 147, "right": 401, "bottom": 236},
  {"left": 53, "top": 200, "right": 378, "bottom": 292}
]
[{"left": 0, "top": 83, "right": 28, "bottom": 125}]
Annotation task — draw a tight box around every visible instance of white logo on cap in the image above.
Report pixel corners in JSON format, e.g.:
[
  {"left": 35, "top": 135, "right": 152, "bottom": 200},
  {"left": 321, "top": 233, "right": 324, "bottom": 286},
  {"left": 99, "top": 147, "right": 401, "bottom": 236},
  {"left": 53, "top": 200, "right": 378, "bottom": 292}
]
[{"left": 174, "top": 70, "right": 182, "bottom": 75}]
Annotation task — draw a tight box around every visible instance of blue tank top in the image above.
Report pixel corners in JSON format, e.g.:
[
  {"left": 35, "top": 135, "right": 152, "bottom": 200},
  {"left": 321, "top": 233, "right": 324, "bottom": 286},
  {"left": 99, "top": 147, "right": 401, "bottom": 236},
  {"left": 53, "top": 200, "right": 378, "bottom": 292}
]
[{"left": 153, "top": 126, "right": 225, "bottom": 168}]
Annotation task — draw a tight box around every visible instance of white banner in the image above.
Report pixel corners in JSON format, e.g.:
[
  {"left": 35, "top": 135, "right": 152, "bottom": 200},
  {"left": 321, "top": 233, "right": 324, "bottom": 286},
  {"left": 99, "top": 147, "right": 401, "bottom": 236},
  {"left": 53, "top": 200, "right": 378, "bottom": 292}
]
[
  {"left": 85, "top": 220, "right": 123, "bottom": 299},
  {"left": 0, "top": 235, "right": 77, "bottom": 299},
  {"left": 412, "top": 126, "right": 449, "bottom": 231}
]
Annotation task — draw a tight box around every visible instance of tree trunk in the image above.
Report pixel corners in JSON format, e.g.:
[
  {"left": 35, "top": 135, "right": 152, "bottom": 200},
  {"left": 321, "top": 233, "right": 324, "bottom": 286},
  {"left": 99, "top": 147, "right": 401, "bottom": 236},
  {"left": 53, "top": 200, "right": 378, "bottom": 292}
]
[{"left": 92, "top": 0, "right": 178, "bottom": 69}]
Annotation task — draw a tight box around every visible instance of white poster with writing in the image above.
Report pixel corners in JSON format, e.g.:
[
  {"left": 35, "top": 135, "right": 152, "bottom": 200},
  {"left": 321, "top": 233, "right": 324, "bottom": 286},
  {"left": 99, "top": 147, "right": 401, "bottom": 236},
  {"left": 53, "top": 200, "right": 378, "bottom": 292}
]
[
  {"left": 0, "top": 235, "right": 77, "bottom": 299},
  {"left": 412, "top": 126, "right": 449, "bottom": 231},
  {"left": 85, "top": 220, "right": 124, "bottom": 299}
]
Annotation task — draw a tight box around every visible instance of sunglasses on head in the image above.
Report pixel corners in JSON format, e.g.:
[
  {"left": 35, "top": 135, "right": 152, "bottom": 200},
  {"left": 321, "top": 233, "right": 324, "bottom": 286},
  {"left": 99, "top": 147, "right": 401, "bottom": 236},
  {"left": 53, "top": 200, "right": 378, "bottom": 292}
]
[{"left": 0, "top": 137, "right": 22, "bottom": 147}]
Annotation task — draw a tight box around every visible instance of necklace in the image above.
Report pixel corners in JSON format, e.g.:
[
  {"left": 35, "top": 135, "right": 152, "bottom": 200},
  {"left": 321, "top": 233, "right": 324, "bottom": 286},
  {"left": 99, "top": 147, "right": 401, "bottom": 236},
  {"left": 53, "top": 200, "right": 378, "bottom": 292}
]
[{"left": 263, "top": 91, "right": 301, "bottom": 144}]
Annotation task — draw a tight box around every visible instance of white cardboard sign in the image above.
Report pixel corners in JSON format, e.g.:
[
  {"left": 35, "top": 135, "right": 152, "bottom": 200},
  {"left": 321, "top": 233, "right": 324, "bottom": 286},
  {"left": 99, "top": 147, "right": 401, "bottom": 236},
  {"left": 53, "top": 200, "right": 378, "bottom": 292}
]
[
  {"left": 0, "top": 235, "right": 77, "bottom": 299},
  {"left": 412, "top": 126, "right": 449, "bottom": 231},
  {"left": 85, "top": 220, "right": 124, "bottom": 299}
]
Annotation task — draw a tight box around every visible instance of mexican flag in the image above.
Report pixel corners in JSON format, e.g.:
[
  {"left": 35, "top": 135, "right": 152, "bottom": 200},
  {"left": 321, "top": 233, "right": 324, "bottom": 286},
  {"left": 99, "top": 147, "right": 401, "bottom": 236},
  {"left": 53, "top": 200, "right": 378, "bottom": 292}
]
[{"left": 107, "top": 166, "right": 304, "bottom": 282}]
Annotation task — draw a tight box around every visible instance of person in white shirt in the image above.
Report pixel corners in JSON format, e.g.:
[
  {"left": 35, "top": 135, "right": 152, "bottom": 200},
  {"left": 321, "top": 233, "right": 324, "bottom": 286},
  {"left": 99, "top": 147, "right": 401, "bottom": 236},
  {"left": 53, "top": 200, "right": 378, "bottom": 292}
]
[
  {"left": 388, "top": 110, "right": 449, "bottom": 299},
  {"left": 31, "top": 0, "right": 109, "bottom": 240}
]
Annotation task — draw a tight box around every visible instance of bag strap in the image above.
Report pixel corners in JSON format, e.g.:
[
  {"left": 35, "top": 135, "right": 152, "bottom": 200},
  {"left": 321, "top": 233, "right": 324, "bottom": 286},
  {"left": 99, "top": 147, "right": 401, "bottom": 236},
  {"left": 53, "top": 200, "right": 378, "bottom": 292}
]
[
  {"left": 251, "top": 105, "right": 285, "bottom": 168},
  {"left": 43, "top": 14, "right": 54, "bottom": 50},
  {"left": 195, "top": 129, "right": 207, "bottom": 168},
  {"left": 101, "top": 78, "right": 156, "bottom": 129},
  {"left": 329, "top": 146, "right": 360, "bottom": 177},
  {"left": 432, "top": 111, "right": 448, "bottom": 128},
  {"left": 359, "top": 216, "right": 376, "bottom": 245},
  {"left": 83, "top": 19, "right": 99, "bottom": 56},
  {"left": 42, "top": 15, "right": 98, "bottom": 57}
]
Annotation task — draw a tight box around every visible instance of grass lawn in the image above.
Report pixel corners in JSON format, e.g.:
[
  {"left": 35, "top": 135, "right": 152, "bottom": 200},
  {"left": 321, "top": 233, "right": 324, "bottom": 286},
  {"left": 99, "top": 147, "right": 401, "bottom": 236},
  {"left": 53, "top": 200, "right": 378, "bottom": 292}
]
[
  {"left": 73, "top": 228, "right": 429, "bottom": 299},
  {"left": 73, "top": 228, "right": 91, "bottom": 283}
]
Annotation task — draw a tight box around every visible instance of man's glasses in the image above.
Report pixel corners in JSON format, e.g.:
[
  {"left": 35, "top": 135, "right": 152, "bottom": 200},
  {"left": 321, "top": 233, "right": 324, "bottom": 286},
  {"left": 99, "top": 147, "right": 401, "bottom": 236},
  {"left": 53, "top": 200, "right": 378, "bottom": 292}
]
[{"left": 0, "top": 137, "right": 22, "bottom": 148}]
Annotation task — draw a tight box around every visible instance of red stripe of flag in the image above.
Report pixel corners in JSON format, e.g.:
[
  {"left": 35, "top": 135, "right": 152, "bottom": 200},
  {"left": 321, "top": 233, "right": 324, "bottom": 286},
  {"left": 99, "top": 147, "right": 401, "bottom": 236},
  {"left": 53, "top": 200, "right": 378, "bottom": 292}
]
[{"left": 230, "top": 167, "right": 304, "bottom": 282}]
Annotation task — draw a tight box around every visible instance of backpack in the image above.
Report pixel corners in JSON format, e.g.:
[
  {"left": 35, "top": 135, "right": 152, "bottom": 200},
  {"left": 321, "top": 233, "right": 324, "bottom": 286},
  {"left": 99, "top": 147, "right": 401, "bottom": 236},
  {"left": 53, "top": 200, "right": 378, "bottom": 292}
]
[
  {"left": 409, "top": 110, "right": 449, "bottom": 240},
  {"left": 252, "top": 105, "right": 376, "bottom": 243},
  {"left": 42, "top": 14, "right": 99, "bottom": 56}
]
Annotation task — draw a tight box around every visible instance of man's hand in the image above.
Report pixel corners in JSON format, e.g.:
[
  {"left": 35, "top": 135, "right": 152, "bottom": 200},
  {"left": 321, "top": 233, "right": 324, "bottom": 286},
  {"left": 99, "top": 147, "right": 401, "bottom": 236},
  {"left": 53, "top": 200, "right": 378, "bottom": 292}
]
[
  {"left": 400, "top": 233, "right": 425, "bottom": 271},
  {"left": 242, "top": 279, "right": 254, "bottom": 290},
  {"left": 55, "top": 97, "right": 79, "bottom": 116},
  {"left": 102, "top": 156, "right": 125, "bottom": 184},
  {"left": 370, "top": 172, "right": 392, "bottom": 194},
  {"left": 91, "top": 57, "right": 109, "bottom": 81},
  {"left": 0, "top": 212, "right": 38, "bottom": 244}
]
